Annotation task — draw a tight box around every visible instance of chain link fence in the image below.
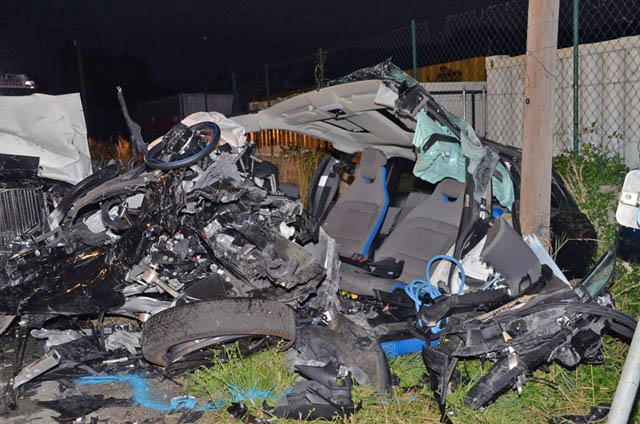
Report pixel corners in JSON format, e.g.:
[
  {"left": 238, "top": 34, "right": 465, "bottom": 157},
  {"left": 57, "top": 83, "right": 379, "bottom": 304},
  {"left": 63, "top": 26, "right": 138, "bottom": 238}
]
[
  {"left": 228, "top": 0, "right": 640, "bottom": 165},
  {"left": 487, "top": 0, "right": 640, "bottom": 166}
]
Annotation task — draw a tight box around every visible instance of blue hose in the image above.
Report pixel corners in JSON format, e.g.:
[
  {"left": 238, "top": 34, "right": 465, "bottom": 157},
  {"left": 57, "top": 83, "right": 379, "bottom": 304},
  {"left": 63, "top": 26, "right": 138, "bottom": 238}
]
[
  {"left": 403, "top": 254, "right": 466, "bottom": 330},
  {"left": 426, "top": 254, "right": 466, "bottom": 296},
  {"left": 482, "top": 273, "right": 502, "bottom": 291}
]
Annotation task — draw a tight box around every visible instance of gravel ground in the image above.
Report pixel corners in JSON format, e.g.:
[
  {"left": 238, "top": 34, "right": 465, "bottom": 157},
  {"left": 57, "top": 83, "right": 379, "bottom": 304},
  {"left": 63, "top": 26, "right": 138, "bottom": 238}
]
[{"left": 0, "top": 322, "right": 205, "bottom": 424}]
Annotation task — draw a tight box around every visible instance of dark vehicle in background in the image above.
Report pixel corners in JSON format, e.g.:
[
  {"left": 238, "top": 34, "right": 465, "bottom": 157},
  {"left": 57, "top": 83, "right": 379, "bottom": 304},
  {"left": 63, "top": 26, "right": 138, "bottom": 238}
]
[{"left": 0, "top": 73, "right": 36, "bottom": 95}]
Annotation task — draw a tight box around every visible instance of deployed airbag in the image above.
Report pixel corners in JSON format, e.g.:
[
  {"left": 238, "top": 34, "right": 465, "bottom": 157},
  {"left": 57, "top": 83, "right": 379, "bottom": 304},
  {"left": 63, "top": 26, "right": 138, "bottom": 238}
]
[{"left": 0, "top": 93, "right": 91, "bottom": 184}]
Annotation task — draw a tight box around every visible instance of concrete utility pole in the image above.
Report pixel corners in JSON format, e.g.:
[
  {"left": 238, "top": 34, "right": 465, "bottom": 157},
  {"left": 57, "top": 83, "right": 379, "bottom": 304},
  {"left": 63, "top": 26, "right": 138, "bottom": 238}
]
[{"left": 520, "top": 0, "right": 560, "bottom": 243}]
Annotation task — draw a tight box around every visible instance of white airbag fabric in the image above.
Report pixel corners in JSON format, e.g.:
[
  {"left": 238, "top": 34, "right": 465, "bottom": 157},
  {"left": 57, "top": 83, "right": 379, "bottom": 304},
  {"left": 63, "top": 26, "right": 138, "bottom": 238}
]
[{"left": 0, "top": 93, "right": 91, "bottom": 184}]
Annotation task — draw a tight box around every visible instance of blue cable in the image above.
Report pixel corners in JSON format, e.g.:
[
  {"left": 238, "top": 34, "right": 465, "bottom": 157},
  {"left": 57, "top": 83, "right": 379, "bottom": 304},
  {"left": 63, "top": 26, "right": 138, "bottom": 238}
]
[
  {"left": 426, "top": 254, "right": 466, "bottom": 296},
  {"left": 403, "top": 254, "right": 466, "bottom": 330},
  {"left": 482, "top": 273, "right": 502, "bottom": 291}
]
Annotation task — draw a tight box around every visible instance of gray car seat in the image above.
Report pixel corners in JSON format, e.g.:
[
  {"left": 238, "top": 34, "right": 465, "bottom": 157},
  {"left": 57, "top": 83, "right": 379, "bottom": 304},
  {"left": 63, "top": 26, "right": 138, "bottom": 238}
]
[
  {"left": 322, "top": 148, "right": 389, "bottom": 258},
  {"left": 373, "top": 178, "right": 466, "bottom": 283}
]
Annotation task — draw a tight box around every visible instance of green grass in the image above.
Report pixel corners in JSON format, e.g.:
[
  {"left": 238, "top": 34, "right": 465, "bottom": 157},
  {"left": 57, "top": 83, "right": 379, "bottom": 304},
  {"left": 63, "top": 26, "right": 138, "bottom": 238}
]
[
  {"left": 186, "top": 141, "right": 640, "bottom": 423},
  {"left": 185, "top": 343, "right": 297, "bottom": 422}
]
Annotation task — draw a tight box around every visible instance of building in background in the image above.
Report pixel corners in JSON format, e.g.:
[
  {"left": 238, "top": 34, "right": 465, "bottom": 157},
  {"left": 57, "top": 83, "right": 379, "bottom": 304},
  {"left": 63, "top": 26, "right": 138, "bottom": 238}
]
[{"left": 137, "top": 93, "right": 233, "bottom": 140}]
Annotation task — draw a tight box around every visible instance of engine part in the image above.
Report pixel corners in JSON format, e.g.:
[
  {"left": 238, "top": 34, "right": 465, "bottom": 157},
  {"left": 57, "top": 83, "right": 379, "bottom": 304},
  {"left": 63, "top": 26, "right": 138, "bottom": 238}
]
[{"left": 0, "top": 180, "right": 44, "bottom": 253}]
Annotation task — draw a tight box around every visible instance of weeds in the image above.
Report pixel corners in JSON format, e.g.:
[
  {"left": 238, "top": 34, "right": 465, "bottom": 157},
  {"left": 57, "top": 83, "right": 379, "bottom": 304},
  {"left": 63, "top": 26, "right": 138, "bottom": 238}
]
[
  {"left": 388, "top": 353, "right": 425, "bottom": 389},
  {"left": 88, "top": 136, "right": 137, "bottom": 167},
  {"left": 553, "top": 142, "right": 628, "bottom": 253},
  {"left": 185, "top": 342, "right": 296, "bottom": 422},
  {"left": 256, "top": 146, "right": 332, "bottom": 208}
]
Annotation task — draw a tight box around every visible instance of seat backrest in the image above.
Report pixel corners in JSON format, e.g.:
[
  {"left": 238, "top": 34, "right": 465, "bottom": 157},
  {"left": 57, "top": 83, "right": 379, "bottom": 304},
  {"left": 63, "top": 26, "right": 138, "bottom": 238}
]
[
  {"left": 396, "top": 191, "right": 430, "bottom": 224},
  {"left": 374, "top": 178, "right": 465, "bottom": 282},
  {"left": 322, "top": 148, "right": 389, "bottom": 258}
]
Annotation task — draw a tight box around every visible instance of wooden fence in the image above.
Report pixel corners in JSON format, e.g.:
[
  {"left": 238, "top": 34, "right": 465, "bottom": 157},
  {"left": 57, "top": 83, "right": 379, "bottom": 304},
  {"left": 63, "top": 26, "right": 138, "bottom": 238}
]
[
  {"left": 413, "top": 56, "right": 486, "bottom": 83},
  {"left": 247, "top": 129, "right": 331, "bottom": 152}
]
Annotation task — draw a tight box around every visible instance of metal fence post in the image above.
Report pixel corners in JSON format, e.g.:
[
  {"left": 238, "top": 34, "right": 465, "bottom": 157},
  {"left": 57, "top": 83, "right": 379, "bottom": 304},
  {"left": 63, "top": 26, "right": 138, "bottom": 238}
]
[
  {"left": 318, "top": 47, "right": 325, "bottom": 85},
  {"left": 483, "top": 86, "right": 488, "bottom": 137},
  {"left": 573, "top": 0, "right": 580, "bottom": 156},
  {"left": 231, "top": 73, "right": 238, "bottom": 113},
  {"left": 462, "top": 87, "right": 467, "bottom": 121},
  {"left": 411, "top": 20, "right": 418, "bottom": 79},
  {"left": 265, "top": 64, "right": 270, "bottom": 107},
  {"left": 73, "top": 40, "right": 88, "bottom": 122}
]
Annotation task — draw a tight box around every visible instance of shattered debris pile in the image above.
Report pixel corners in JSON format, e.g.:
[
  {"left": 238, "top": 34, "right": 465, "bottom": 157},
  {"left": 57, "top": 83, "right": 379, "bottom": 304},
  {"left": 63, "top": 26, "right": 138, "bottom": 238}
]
[{"left": 0, "top": 64, "right": 633, "bottom": 422}]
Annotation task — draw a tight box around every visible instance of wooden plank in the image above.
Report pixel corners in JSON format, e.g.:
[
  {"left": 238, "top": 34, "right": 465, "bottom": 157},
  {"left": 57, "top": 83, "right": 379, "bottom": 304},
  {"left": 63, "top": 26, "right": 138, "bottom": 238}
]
[
  {"left": 246, "top": 129, "right": 329, "bottom": 152},
  {"left": 253, "top": 56, "right": 489, "bottom": 105},
  {"left": 520, "top": 0, "right": 560, "bottom": 244},
  {"left": 414, "top": 56, "right": 487, "bottom": 82}
]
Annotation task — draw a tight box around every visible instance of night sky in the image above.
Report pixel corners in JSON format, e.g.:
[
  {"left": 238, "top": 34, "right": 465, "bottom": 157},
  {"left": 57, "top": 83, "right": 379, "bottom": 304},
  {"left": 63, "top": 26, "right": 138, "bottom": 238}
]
[{"left": 1, "top": 0, "right": 501, "bottom": 136}]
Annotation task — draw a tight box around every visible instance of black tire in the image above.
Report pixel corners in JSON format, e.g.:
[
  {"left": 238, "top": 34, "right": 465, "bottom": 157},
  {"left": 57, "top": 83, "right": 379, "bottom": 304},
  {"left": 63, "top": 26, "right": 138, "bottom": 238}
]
[{"left": 142, "top": 298, "right": 296, "bottom": 366}]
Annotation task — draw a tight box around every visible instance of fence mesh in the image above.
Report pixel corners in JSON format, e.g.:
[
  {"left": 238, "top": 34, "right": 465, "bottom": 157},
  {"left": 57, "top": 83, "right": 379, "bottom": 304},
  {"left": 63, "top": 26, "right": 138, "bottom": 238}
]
[
  {"left": 571, "top": 0, "right": 640, "bottom": 163},
  {"left": 229, "top": 0, "right": 640, "bottom": 165},
  {"left": 487, "top": 0, "right": 640, "bottom": 165}
]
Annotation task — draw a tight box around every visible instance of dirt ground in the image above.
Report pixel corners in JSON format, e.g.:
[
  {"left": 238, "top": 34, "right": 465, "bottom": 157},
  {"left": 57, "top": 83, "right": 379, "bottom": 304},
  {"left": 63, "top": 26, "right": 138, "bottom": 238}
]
[{"left": 0, "top": 322, "right": 206, "bottom": 424}]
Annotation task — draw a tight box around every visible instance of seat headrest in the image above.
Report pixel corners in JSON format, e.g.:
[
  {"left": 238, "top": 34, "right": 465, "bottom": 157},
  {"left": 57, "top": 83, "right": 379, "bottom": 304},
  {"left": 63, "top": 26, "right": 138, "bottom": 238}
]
[
  {"left": 438, "top": 178, "right": 465, "bottom": 199},
  {"left": 360, "top": 148, "right": 387, "bottom": 181}
]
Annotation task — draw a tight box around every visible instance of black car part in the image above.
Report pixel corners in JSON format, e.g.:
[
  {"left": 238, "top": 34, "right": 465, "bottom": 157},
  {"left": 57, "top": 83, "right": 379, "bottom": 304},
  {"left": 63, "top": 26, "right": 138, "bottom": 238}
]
[
  {"left": 548, "top": 403, "right": 611, "bottom": 424},
  {"left": 117, "top": 86, "right": 146, "bottom": 159},
  {"left": 0, "top": 225, "right": 146, "bottom": 315},
  {"left": 479, "top": 218, "right": 542, "bottom": 295},
  {"left": 423, "top": 293, "right": 635, "bottom": 408},
  {"left": 45, "top": 162, "right": 121, "bottom": 231},
  {"left": 307, "top": 156, "right": 343, "bottom": 221},
  {"left": 39, "top": 394, "right": 132, "bottom": 422},
  {"left": 292, "top": 315, "right": 392, "bottom": 393},
  {"left": 273, "top": 362, "right": 355, "bottom": 421}
]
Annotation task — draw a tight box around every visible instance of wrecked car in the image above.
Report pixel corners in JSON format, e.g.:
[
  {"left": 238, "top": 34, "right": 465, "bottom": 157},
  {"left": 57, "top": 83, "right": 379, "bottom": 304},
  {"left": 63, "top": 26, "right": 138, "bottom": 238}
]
[
  {"left": 0, "top": 91, "right": 326, "bottom": 395},
  {"left": 0, "top": 63, "right": 633, "bottom": 421},
  {"left": 232, "top": 61, "right": 632, "bottom": 411}
]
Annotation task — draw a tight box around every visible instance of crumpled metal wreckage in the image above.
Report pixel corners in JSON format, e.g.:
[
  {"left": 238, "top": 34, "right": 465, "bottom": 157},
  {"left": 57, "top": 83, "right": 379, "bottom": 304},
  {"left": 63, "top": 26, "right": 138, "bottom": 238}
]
[{"left": 0, "top": 63, "right": 633, "bottom": 422}]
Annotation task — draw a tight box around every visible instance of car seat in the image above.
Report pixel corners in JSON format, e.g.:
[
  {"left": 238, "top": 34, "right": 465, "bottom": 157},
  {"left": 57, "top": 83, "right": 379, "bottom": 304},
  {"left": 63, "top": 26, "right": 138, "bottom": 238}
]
[
  {"left": 322, "top": 148, "right": 389, "bottom": 258},
  {"left": 374, "top": 178, "right": 466, "bottom": 283}
]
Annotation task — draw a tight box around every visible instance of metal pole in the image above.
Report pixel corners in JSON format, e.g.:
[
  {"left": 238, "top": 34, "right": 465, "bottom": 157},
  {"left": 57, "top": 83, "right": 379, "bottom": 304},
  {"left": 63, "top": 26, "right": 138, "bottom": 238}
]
[
  {"left": 608, "top": 327, "right": 640, "bottom": 423},
  {"left": 573, "top": 0, "right": 580, "bottom": 156},
  {"left": 483, "top": 86, "right": 488, "bottom": 137},
  {"left": 203, "top": 36, "right": 209, "bottom": 111},
  {"left": 231, "top": 73, "right": 238, "bottom": 114},
  {"left": 471, "top": 92, "right": 476, "bottom": 130},
  {"left": 411, "top": 20, "right": 418, "bottom": 79},
  {"left": 318, "top": 47, "right": 325, "bottom": 85},
  {"left": 203, "top": 84, "right": 208, "bottom": 111},
  {"left": 265, "top": 64, "right": 270, "bottom": 107},
  {"left": 462, "top": 88, "right": 467, "bottom": 121},
  {"left": 73, "top": 40, "right": 88, "bottom": 119}
]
